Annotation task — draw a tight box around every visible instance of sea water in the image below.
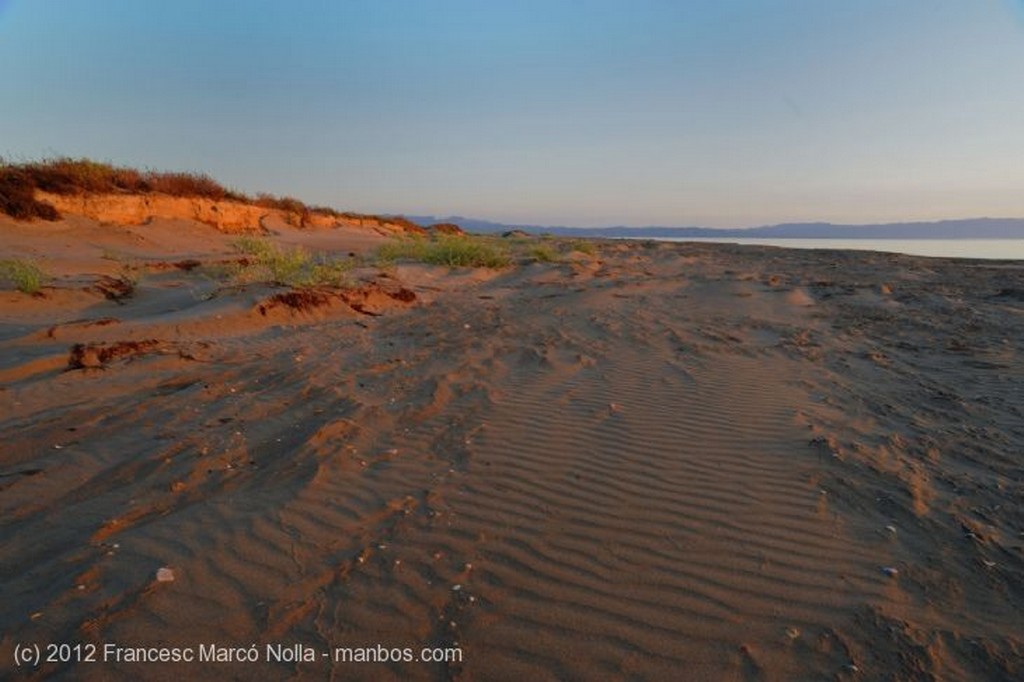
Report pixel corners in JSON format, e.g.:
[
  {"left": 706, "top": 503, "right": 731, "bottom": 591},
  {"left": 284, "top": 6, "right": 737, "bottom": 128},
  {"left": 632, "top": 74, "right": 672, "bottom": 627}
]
[{"left": 651, "top": 238, "right": 1024, "bottom": 261}]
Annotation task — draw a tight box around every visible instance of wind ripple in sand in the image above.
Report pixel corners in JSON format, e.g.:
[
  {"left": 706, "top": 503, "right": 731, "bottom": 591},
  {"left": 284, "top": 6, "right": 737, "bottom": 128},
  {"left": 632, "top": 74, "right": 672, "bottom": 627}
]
[{"left": 425, "top": 335, "right": 884, "bottom": 679}]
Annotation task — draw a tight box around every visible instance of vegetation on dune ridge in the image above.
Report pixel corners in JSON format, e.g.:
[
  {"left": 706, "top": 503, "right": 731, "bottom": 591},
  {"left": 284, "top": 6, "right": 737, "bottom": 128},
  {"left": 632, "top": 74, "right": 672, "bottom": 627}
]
[
  {"left": 0, "top": 157, "right": 246, "bottom": 208},
  {"left": 0, "top": 157, "right": 422, "bottom": 228},
  {"left": 0, "top": 166, "right": 61, "bottom": 220}
]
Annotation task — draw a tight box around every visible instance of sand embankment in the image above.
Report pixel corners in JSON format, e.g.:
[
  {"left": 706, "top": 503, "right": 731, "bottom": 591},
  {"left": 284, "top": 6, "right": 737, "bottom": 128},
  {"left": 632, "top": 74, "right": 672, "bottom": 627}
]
[
  {"left": 35, "top": 191, "right": 421, "bottom": 235},
  {"left": 0, "top": 212, "right": 1022, "bottom": 680}
]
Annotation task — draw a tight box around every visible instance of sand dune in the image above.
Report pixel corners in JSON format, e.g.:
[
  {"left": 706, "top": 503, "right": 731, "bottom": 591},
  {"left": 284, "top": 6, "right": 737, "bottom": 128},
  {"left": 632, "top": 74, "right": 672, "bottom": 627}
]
[{"left": 1, "top": 216, "right": 1022, "bottom": 680}]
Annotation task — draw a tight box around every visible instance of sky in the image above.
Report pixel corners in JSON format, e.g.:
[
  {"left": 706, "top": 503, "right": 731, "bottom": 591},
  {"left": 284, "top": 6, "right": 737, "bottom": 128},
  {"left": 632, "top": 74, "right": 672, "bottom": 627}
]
[{"left": 1, "top": 0, "right": 1023, "bottom": 228}]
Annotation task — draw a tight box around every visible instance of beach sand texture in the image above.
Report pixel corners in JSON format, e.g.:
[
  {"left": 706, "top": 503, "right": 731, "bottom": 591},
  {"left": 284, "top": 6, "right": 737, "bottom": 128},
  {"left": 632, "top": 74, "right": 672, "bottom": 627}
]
[{"left": 1, "top": 213, "right": 1022, "bottom": 680}]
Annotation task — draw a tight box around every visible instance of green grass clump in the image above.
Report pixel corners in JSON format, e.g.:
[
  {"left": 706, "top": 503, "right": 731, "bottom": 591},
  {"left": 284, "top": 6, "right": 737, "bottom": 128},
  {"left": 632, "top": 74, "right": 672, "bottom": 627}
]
[
  {"left": 230, "top": 237, "right": 353, "bottom": 287},
  {"left": 376, "top": 235, "right": 428, "bottom": 264},
  {"left": 377, "top": 234, "right": 510, "bottom": 268},
  {"left": 528, "top": 244, "right": 559, "bottom": 263},
  {"left": 566, "top": 239, "right": 597, "bottom": 255},
  {"left": 307, "top": 260, "right": 354, "bottom": 287},
  {"left": 0, "top": 259, "right": 47, "bottom": 294},
  {"left": 426, "top": 236, "right": 510, "bottom": 268},
  {"left": 233, "top": 235, "right": 278, "bottom": 261}
]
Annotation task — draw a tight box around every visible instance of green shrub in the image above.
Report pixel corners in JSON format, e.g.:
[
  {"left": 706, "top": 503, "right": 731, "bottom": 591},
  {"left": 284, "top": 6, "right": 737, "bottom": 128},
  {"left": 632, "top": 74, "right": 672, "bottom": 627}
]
[{"left": 0, "top": 259, "right": 47, "bottom": 294}]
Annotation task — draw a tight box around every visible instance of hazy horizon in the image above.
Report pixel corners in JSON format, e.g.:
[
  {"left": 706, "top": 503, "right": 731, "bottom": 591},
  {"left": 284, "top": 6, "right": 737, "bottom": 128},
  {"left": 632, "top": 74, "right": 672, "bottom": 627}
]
[
  {"left": 2, "top": 0, "right": 1023, "bottom": 228},
  {"left": 406, "top": 214, "right": 1024, "bottom": 231}
]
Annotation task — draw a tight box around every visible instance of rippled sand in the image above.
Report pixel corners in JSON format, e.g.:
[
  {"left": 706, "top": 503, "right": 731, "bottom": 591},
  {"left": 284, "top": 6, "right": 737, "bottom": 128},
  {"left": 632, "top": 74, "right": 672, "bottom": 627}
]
[{"left": 2, "top": 214, "right": 1022, "bottom": 680}]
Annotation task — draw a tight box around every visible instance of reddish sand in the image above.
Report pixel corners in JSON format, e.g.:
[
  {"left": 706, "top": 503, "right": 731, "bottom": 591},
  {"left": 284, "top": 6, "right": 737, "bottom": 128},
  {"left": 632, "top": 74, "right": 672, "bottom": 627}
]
[{"left": 1, "top": 211, "right": 1022, "bottom": 680}]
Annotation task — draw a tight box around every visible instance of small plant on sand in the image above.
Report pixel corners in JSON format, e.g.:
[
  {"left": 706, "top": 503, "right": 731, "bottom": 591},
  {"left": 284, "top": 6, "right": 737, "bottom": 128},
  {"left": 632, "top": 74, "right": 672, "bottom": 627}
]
[
  {"left": 0, "top": 259, "right": 47, "bottom": 294},
  {"left": 376, "top": 234, "right": 510, "bottom": 268},
  {"left": 230, "top": 236, "right": 354, "bottom": 288},
  {"left": 117, "top": 262, "right": 141, "bottom": 290},
  {"left": 94, "top": 248, "right": 143, "bottom": 300},
  {"left": 94, "top": 266, "right": 139, "bottom": 302}
]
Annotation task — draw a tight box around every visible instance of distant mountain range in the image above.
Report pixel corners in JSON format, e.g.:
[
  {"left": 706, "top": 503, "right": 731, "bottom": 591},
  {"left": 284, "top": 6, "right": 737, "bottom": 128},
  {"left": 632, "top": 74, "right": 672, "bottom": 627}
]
[{"left": 405, "top": 216, "right": 1024, "bottom": 239}]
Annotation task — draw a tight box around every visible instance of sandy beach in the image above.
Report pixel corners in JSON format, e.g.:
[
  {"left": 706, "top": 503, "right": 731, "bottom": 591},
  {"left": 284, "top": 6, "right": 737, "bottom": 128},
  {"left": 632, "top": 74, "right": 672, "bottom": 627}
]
[{"left": 1, "top": 207, "right": 1022, "bottom": 681}]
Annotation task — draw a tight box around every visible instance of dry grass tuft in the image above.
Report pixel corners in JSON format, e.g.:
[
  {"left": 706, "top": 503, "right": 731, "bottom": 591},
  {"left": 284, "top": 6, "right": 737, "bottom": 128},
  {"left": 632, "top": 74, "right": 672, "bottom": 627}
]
[
  {"left": 0, "top": 168, "right": 61, "bottom": 220},
  {"left": 67, "top": 339, "right": 162, "bottom": 370}
]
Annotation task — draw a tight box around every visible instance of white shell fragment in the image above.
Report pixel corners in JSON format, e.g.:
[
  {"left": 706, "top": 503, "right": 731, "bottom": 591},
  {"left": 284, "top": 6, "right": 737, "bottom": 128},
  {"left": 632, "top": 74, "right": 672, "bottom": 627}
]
[{"left": 156, "top": 567, "right": 175, "bottom": 582}]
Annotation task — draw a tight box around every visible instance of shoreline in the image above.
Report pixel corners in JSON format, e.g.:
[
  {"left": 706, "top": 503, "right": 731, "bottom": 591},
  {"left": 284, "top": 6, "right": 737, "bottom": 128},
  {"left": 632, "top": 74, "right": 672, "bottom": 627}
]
[{"left": 620, "top": 236, "right": 1024, "bottom": 261}]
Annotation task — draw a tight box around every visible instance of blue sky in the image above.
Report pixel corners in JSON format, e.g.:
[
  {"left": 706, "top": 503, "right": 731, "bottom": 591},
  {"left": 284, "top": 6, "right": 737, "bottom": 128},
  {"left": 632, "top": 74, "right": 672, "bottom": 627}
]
[{"left": 1, "top": 0, "right": 1022, "bottom": 227}]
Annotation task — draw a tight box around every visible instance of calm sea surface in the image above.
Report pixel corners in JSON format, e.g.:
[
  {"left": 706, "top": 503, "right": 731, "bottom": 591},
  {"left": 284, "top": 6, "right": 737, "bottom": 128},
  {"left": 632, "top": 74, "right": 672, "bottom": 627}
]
[{"left": 648, "top": 238, "right": 1024, "bottom": 261}]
